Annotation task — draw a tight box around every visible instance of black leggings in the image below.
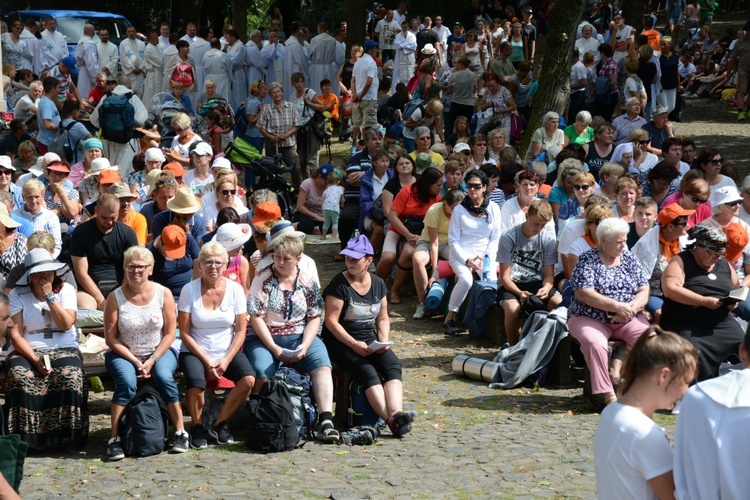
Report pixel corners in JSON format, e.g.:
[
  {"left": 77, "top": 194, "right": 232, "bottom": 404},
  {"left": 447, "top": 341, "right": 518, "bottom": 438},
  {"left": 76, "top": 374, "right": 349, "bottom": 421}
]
[
  {"left": 323, "top": 333, "right": 402, "bottom": 389},
  {"left": 293, "top": 211, "right": 323, "bottom": 235}
]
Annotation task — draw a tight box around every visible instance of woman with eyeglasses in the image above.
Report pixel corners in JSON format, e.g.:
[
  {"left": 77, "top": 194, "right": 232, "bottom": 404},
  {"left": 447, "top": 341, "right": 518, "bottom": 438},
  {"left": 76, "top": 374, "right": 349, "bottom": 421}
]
[
  {"left": 103, "top": 246, "right": 189, "bottom": 460},
  {"left": 198, "top": 175, "right": 249, "bottom": 233},
  {"left": 662, "top": 173, "right": 712, "bottom": 229},
  {"left": 558, "top": 171, "right": 595, "bottom": 226},
  {"left": 569, "top": 217, "right": 650, "bottom": 410},
  {"left": 642, "top": 161, "right": 681, "bottom": 211},
  {"left": 661, "top": 223, "right": 745, "bottom": 381},
  {"left": 165, "top": 113, "right": 202, "bottom": 166},
  {"left": 402, "top": 100, "right": 445, "bottom": 153},
  {"left": 444, "top": 169, "right": 502, "bottom": 335},
  {"left": 487, "top": 128, "right": 507, "bottom": 162},
  {"left": 691, "top": 148, "right": 736, "bottom": 199}
]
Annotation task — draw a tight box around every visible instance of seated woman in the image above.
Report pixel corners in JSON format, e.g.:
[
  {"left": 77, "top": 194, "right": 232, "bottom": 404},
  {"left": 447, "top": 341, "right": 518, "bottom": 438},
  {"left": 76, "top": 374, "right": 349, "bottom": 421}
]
[
  {"left": 322, "top": 235, "right": 417, "bottom": 437},
  {"left": 375, "top": 168, "right": 443, "bottom": 304},
  {"left": 4, "top": 248, "right": 86, "bottom": 449},
  {"left": 500, "top": 170, "right": 556, "bottom": 236},
  {"left": 557, "top": 171, "right": 595, "bottom": 226},
  {"left": 548, "top": 160, "right": 583, "bottom": 221},
  {"left": 149, "top": 224, "right": 200, "bottom": 298},
  {"left": 444, "top": 169, "right": 502, "bottom": 335},
  {"left": 197, "top": 222, "right": 252, "bottom": 294},
  {"left": 611, "top": 175, "right": 639, "bottom": 222},
  {"left": 292, "top": 166, "right": 327, "bottom": 235},
  {"left": 412, "top": 189, "right": 465, "bottom": 320},
  {"left": 524, "top": 111, "right": 565, "bottom": 166},
  {"left": 167, "top": 81, "right": 195, "bottom": 116},
  {"left": 661, "top": 173, "right": 712, "bottom": 229},
  {"left": 498, "top": 200, "right": 562, "bottom": 345},
  {"left": 661, "top": 224, "right": 745, "bottom": 381},
  {"left": 104, "top": 247, "right": 189, "bottom": 461},
  {"left": 594, "top": 326, "right": 698, "bottom": 500},
  {"left": 565, "top": 203, "right": 613, "bottom": 272},
  {"left": 165, "top": 113, "right": 202, "bottom": 167},
  {"left": 178, "top": 242, "right": 255, "bottom": 448},
  {"left": 642, "top": 161, "right": 681, "bottom": 211},
  {"left": 568, "top": 218, "right": 650, "bottom": 409},
  {"left": 247, "top": 234, "right": 339, "bottom": 442},
  {"left": 593, "top": 162, "right": 625, "bottom": 201},
  {"left": 563, "top": 110, "right": 594, "bottom": 146},
  {"left": 198, "top": 173, "right": 249, "bottom": 233}
]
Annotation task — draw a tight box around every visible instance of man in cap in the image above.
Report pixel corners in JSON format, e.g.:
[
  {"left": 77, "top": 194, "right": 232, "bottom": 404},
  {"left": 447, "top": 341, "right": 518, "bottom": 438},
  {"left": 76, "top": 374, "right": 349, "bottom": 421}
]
[
  {"left": 151, "top": 186, "right": 206, "bottom": 241},
  {"left": 109, "top": 182, "right": 147, "bottom": 245},
  {"left": 70, "top": 193, "right": 139, "bottom": 309},
  {"left": 351, "top": 40, "right": 381, "bottom": 154},
  {"left": 642, "top": 104, "right": 674, "bottom": 157},
  {"left": 49, "top": 57, "right": 83, "bottom": 104}
]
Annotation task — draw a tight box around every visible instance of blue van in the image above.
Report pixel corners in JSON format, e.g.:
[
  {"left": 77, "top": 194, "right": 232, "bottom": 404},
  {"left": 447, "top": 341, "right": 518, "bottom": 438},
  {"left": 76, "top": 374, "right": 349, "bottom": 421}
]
[{"left": 1, "top": 10, "right": 132, "bottom": 58}]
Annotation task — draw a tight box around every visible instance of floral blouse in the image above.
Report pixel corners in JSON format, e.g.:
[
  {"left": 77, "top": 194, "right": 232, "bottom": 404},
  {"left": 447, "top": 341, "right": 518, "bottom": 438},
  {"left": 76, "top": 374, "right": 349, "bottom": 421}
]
[
  {"left": 247, "top": 264, "right": 322, "bottom": 336},
  {"left": 569, "top": 247, "right": 647, "bottom": 324}
]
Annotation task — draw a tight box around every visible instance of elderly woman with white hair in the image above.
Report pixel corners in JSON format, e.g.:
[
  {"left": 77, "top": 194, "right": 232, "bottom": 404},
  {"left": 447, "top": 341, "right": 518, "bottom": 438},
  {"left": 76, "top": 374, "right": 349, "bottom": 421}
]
[
  {"left": 563, "top": 110, "right": 594, "bottom": 146},
  {"left": 568, "top": 217, "right": 650, "bottom": 409},
  {"left": 524, "top": 111, "right": 565, "bottom": 166}
]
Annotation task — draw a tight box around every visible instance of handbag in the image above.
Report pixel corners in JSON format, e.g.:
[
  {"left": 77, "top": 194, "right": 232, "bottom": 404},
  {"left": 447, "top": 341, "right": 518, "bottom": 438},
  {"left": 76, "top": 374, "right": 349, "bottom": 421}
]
[
  {"left": 369, "top": 194, "right": 386, "bottom": 223},
  {"left": 403, "top": 215, "right": 425, "bottom": 236}
]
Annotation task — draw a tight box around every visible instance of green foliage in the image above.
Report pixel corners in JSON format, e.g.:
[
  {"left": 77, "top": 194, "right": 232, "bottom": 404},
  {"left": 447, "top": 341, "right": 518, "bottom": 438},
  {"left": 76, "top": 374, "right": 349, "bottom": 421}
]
[{"left": 247, "top": 0, "right": 275, "bottom": 31}]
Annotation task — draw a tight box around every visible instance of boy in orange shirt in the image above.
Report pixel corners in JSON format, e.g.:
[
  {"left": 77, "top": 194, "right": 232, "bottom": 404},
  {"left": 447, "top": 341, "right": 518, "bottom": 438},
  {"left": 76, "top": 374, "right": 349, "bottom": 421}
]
[{"left": 320, "top": 79, "right": 340, "bottom": 122}]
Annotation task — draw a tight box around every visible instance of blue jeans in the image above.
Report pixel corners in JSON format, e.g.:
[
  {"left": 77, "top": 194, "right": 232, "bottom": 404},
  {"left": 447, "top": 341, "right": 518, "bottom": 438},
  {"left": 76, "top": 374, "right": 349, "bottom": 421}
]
[
  {"left": 244, "top": 334, "right": 331, "bottom": 379},
  {"left": 105, "top": 350, "right": 180, "bottom": 405}
]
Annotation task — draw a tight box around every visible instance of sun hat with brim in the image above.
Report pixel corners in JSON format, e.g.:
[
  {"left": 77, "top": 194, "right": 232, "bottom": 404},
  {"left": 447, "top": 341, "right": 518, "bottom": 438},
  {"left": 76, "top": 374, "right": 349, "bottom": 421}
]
[
  {"left": 340, "top": 234, "right": 374, "bottom": 259},
  {"left": 0, "top": 155, "right": 14, "bottom": 171},
  {"left": 0, "top": 203, "right": 20, "bottom": 229},
  {"left": 212, "top": 222, "right": 253, "bottom": 251},
  {"left": 28, "top": 157, "right": 43, "bottom": 176},
  {"left": 421, "top": 43, "right": 436, "bottom": 55},
  {"left": 191, "top": 141, "right": 213, "bottom": 157},
  {"left": 211, "top": 157, "right": 232, "bottom": 171},
  {"left": 16, "top": 248, "right": 67, "bottom": 286},
  {"left": 145, "top": 147, "right": 166, "bottom": 162},
  {"left": 61, "top": 56, "right": 78, "bottom": 75},
  {"left": 712, "top": 185, "right": 743, "bottom": 207},
  {"left": 252, "top": 201, "right": 282, "bottom": 227},
  {"left": 161, "top": 225, "right": 187, "bottom": 259},
  {"left": 90, "top": 157, "right": 115, "bottom": 175},
  {"left": 725, "top": 221, "right": 749, "bottom": 262},
  {"left": 47, "top": 162, "right": 70, "bottom": 173},
  {"left": 83, "top": 138, "right": 103, "bottom": 152},
  {"left": 99, "top": 170, "right": 121, "bottom": 185},
  {"left": 266, "top": 221, "right": 306, "bottom": 250},
  {"left": 415, "top": 152, "right": 435, "bottom": 175},
  {"left": 688, "top": 223, "right": 727, "bottom": 254},
  {"left": 109, "top": 182, "right": 137, "bottom": 199},
  {"left": 164, "top": 162, "right": 188, "bottom": 177},
  {"left": 652, "top": 104, "right": 669, "bottom": 116},
  {"left": 144, "top": 169, "right": 175, "bottom": 196},
  {"left": 167, "top": 187, "right": 203, "bottom": 214},
  {"left": 657, "top": 202, "right": 695, "bottom": 227}
]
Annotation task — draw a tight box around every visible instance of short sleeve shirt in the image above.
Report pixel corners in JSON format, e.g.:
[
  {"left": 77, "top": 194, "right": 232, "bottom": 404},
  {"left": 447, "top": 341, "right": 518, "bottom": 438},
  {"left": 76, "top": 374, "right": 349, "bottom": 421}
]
[
  {"left": 9, "top": 282, "right": 78, "bottom": 350},
  {"left": 418, "top": 201, "right": 450, "bottom": 244},
  {"left": 322, "top": 272, "right": 386, "bottom": 343},
  {"left": 69, "top": 219, "right": 139, "bottom": 285},
  {"left": 352, "top": 53, "right": 379, "bottom": 100},
  {"left": 497, "top": 223, "right": 557, "bottom": 284},
  {"left": 37, "top": 95, "right": 60, "bottom": 146}
]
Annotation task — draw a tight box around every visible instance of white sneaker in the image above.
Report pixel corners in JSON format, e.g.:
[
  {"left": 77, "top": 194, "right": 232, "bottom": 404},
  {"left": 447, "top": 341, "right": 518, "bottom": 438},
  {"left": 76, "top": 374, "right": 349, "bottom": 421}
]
[{"left": 413, "top": 303, "right": 429, "bottom": 320}]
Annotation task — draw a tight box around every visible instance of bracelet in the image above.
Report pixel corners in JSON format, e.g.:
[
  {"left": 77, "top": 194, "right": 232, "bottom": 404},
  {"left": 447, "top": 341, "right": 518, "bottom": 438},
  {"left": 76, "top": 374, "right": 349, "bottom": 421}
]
[
  {"left": 43, "top": 292, "right": 56, "bottom": 304},
  {"left": 150, "top": 354, "right": 160, "bottom": 362}
]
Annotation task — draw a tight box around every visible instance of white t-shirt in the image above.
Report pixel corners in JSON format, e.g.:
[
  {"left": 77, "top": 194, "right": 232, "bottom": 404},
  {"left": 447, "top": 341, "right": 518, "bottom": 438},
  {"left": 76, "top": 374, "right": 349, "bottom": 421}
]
[
  {"left": 9, "top": 282, "right": 78, "bottom": 351},
  {"left": 182, "top": 170, "right": 214, "bottom": 198},
  {"left": 374, "top": 19, "right": 401, "bottom": 50},
  {"left": 594, "top": 402, "right": 673, "bottom": 500},
  {"left": 555, "top": 218, "right": 585, "bottom": 275},
  {"left": 498, "top": 197, "right": 556, "bottom": 238},
  {"left": 14, "top": 94, "right": 38, "bottom": 121},
  {"left": 569, "top": 236, "right": 595, "bottom": 258},
  {"left": 352, "top": 53, "right": 379, "bottom": 100},
  {"left": 571, "top": 61, "right": 588, "bottom": 94},
  {"left": 177, "top": 278, "right": 247, "bottom": 363}
]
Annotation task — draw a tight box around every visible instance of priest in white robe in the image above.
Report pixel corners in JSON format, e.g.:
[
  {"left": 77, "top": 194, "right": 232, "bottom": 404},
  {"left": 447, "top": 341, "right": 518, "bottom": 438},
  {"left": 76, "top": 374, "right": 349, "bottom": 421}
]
[
  {"left": 190, "top": 29, "right": 211, "bottom": 110},
  {"left": 225, "top": 29, "right": 247, "bottom": 109},
  {"left": 74, "top": 24, "right": 99, "bottom": 102},
  {"left": 41, "top": 18, "right": 67, "bottom": 65},
  {"left": 202, "top": 38, "right": 232, "bottom": 101},
  {"left": 283, "top": 29, "right": 309, "bottom": 100},
  {"left": 96, "top": 28, "right": 119, "bottom": 77},
  {"left": 20, "top": 22, "right": 46, "bottom": 76},
  {"left": 392, "top": 24, "right": 416, "bottom": 93},
  {"left": 308, "top": 23, "right": 338, "bottom": 95},
  {"left": 245, "top": 31, "right": 266, "bottom": 89},
  {"left": 119, "top": 26, "right": 146, "bottom": 99},
  {"left": 142, "top": 31, "right": 164, "bottom": 109}
]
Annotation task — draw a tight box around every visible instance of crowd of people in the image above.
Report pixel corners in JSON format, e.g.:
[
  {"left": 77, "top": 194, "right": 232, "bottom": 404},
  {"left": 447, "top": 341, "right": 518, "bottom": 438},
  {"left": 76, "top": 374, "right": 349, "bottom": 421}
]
[{"left": 0, "top": 3, "right": 749, "bottom": 497}]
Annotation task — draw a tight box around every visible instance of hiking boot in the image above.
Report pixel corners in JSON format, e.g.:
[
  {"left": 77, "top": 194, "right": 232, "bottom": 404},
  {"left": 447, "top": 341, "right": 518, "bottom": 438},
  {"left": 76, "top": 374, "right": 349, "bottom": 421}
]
[
  {"left": 340, "top": 425, "right": 378, "bottom": 446},
  {"left": 208, "top": 421, "right": 235, "bottom": 445},
  {"left": 413, "top": 303, "right": 429, "bottom": 320},
  {"left": 190, "top": 424, "right": 208, "bottom": 449},
  {"left": 107, "top": 436, "right": 125, "bottom": 461},
  {"left": 442, "top": 319, "right": 462, "bottom": 336},
  {"left": 739, "top": 110, "right": 747, "bottom": 121},
  {"left": 172, "top": 430, "right": 190, "bottom": 453}
]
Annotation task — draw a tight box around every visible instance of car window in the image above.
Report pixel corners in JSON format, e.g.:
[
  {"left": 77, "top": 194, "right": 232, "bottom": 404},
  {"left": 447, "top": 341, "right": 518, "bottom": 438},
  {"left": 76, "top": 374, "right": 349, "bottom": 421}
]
[{"left": 54, "top": 16, "right": 130, "bottom": 45}]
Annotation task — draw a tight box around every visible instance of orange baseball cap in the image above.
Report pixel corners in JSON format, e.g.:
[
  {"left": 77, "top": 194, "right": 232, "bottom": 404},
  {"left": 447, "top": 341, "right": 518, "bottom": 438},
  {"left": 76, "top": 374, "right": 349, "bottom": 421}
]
[
  {"left": 725, "top": 221, "right": 749, "bottom": 263},
  {"left": 99, "top": 170, "right": 122, "bottom": 185},
  {"left": 252, "top": 201, "right": 282, "bottom": 227},
  {"left": 657, "top": 203, "right": 695, "bottom": 227},
  {"left": 164, "top": 161, "right": 187, "bottom": 177},
  {"left": 161, "top": 225, "right": 187, "bottom": 259}
]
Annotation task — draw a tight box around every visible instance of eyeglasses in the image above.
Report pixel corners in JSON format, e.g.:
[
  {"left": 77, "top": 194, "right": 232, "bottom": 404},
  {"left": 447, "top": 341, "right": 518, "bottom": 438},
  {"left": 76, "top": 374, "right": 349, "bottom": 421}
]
[
  {"left": 637, "top": 140, "right": 649, "bottom": 145},
  {"left": 710, "top": 158, "right": 724, "bottom": 165},
  {"left": 691, "top": 196, "right": 708, "bottom": 204},
  {"left": 155, "top": 179, "right": 178, "bottom": 187},
  {"left": 461, "top": 150, "right": 471, "bottom": 156},
  {"left": 466, "top": 183, "right": 484, "bottom": 190},
  {"left": 418, "top": 136, "right": 431, "bottom": 141},
  {"left": 126, "top": 264, "right": 149, "bottom": 272},
  {"left": 220, "top": 189, "right": 237, "bottom": 195},
  {"left": 671, "top": 221, "right": 688, "bottom": 227},
  {"left": 727, "top": 200, "right": 742, "bottom": 207},
  {"left": 202, "top": 260, "right": 227, "bottom": 268},
  {"left": 704, "top": 248, "right": 726, "bottom": 259},
  {"left": 573, "top": 184, "right": 591, "bottom": 191},
  {"left": 0, "top": 170, "right": 12, "bottom": 176}
]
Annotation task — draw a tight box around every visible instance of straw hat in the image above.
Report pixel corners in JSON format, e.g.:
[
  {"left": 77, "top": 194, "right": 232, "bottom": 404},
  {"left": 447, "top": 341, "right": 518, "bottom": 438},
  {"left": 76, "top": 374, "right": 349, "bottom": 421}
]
[
  {"left": 166, "top": 187, "right": 203, "bottom": 214},
  {"left": 0, "top": 203, "right": 20, "bottom": 229}
]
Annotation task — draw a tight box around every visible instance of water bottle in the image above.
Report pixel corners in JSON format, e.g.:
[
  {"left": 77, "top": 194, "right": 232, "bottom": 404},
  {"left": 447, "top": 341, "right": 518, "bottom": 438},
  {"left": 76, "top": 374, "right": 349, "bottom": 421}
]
[
  {"left": 482, "top": 254, "right": 491, "bottom": 282},
  {"left": 425, "top": 278, "right": 448, "bottom": 309}
]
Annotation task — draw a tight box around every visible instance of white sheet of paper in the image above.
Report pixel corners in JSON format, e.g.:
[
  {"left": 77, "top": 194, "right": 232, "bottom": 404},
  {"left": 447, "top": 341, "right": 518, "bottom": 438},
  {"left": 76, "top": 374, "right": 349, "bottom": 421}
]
[
  {"left": 280, "top": 347, "right": 304, "bottom": 358},
  {"left": 367, "top": 340, "right": 394, "bottom": 351}
]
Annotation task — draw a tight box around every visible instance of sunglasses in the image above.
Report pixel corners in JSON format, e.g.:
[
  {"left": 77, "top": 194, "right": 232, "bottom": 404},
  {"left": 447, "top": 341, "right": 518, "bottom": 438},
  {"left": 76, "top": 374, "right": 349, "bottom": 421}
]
[
  {"left": 461, "top": 151, "right": 471, "bottom": 156},
  {"left": 156, "top": 179, "right": 177, "bottom": 187},
  {"left": 220, "top": 189, "right": 237, "bottom": 195},
  {"left": 466, "top": 183, "right": 484, "bottom": 190},
  {"left": 672, "top": 221, "right": 688, "bottom": 227},
  {"left": 710, "top": 158, "right": 724, "bottom": 165},
  {"left": 0, "top": 170, "right": 12, "bottom": 176},
  {"left": 418, "top": 136, "right": 431, "bottom": 140},
  {"left": 727, "top": 200, "right": 742, "bottom": 207},
  {"left": 637, "top": 140, "right": 649, "bottom": 145},
  {"left": 691, "top": 196, "right": 708, "bottom": 204},
  {"left": 573, "top": 184, "right": 591, "bottom": 191}
]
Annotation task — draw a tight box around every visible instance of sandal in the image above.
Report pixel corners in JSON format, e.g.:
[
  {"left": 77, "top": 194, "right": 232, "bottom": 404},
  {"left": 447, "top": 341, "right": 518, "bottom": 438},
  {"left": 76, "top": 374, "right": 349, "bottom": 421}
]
[
  {"left": 388, "top": 411, "right": 417, "bottom": 438},
  {"left": 316, "top": 420, "right": 340, "bottom": 443}
]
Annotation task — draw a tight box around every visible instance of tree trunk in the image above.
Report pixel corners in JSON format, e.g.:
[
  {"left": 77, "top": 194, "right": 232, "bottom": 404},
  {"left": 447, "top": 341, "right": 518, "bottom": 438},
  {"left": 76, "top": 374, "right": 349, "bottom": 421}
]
[
  {"left": 231, "top": 0, "right": 249, "bottom": 42},
  {"left": 621, "top": 0, "right": 647, "bottom": 30},
  {"left": 518, "top": 0, "right": 586, "bottom": 158},
  {"left": 346, "top": 0, "right": 367, "bottom": 53}
]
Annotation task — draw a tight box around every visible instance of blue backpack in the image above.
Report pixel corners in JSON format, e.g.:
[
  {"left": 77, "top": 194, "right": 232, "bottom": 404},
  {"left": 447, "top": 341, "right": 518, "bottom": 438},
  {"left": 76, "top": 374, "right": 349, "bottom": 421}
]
[
  {"left": 233, "top": 102, "right": 249, "bottom": 139},
  {"left": 99, "top": 92, "right": 135, "bottom": 143}
]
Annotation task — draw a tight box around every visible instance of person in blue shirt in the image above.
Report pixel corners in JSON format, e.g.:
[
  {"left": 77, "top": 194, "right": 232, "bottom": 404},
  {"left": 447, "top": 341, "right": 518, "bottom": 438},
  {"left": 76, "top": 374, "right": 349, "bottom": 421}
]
[
  {"left": 60, "top": 100, "right": 94, "bottom": 164},
  {"left": 167, "top": 81, "right": 195, "bottom": 115},
  {"left": 37, "top": 77, "right": 61, "bottom": 153}
]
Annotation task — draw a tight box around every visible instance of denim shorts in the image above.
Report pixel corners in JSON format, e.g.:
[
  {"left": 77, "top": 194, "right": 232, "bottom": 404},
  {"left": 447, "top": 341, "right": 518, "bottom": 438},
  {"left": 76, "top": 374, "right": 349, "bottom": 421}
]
[{"left": 244, "top": 334, "right": 331, "bottom": 379}]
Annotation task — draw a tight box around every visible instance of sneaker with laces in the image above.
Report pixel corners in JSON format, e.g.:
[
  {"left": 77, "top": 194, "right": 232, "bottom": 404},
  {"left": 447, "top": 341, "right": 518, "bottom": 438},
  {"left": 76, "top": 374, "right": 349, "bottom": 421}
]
[
  {"left": 107, "top": 436, "right": 125, "bottom": 461},
  {"left": 739, "top": 110, "right": 747, "bottom": 121},
  {"left": 442, "top": 319, "right": 462, "bottom": 336},
  {"left": 350, "top": 146, "right": 357, "bottom": 155},
  {"left": 172, "top": 431, "right": 190, "bottom": 453},
  {"left": 190, "top": 424, "right": 208, "bottom": 449},
  {"left": 413, "top": 303, "right": 429, "bottom": 320},
  {"left": 208, "top": 421, "right": 235, "bottom": 445}
]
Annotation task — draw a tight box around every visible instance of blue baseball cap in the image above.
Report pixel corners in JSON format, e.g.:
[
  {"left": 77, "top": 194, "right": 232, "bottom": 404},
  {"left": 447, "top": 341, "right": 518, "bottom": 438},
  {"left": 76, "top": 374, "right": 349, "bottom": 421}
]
[
  {"left": 364, "top": 40, "right": 379, "bottom": 50},
  {"left": 317, "top": 164, "right": 335, "bottom": 178},
  {"left": 61, "top": 56, "right": 78, "bottom": 75}
]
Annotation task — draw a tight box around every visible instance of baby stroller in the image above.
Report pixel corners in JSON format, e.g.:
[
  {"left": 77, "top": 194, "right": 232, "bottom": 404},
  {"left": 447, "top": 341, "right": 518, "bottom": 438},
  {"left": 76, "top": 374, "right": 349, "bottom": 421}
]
[
  {"left": 225, "top": 139, "right": 297, "bottom": 221},
  {"left": 151, "top": 92, "right": 209, "bottom": 148},
  {"left": 198, "top": 96, "right": 233, "bottom": 120}
]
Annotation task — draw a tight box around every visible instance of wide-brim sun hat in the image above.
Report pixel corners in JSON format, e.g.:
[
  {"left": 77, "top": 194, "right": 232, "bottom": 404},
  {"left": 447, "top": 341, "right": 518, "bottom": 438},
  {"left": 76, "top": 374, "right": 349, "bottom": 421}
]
[
  {"left": 712, "top": 185, "right": 743, "bottom": 207},
  {"left": 166, "top": 187, "right": 203, "bottom": 214},
  {"left": 16, "top": 248, "right": 67, "bottom": 286},
  {"left": 90, "top": 157, "right": 115, "bottom": 175},
  {"left": 421, "top": 43, "right": 436, "bottom": 55},
  {"left": 266, "top": 220, "right": 306, "bottom": 250},
  {"left": 0, "top": 203, "right": 20, "bottom": 229},
  {"left": 212, "top": 222, "right": 253, "bottom": 251}
]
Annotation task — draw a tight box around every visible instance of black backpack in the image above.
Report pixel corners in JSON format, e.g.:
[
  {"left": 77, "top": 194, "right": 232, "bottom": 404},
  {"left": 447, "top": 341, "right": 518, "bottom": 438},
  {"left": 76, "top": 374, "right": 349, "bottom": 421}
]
[
  {"left": 99, "top": 92, "right": 135, "bottom": 143},
  {"left": 48, "top": 121, "right": 77, "bottom": 162},
  {"left": 273, "top": 367, "right": 316, "bottom": 441},
  {"left": 246, "top": 379, "right": 299, "bottom": 453},
  {"left": 118, "top": 384, "right": 169, "bottom": 457}
]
